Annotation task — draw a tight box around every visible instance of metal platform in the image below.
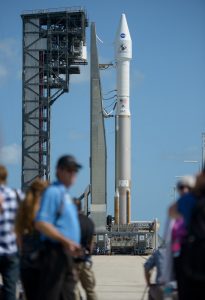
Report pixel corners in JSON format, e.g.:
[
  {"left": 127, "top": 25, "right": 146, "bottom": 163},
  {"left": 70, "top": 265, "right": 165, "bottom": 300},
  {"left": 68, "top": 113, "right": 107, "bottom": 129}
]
[{"left": 93, "top": 219, "right": 159, "bottom": 255}]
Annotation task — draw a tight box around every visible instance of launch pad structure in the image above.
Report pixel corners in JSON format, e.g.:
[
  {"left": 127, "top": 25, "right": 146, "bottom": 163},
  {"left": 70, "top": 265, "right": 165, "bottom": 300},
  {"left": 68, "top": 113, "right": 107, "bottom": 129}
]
[
  {"left": 21, "top": 7, "right": 88, "bottom": 191},
  {"left": 21, "top": 8, "right": 159, "bottom": 253}
]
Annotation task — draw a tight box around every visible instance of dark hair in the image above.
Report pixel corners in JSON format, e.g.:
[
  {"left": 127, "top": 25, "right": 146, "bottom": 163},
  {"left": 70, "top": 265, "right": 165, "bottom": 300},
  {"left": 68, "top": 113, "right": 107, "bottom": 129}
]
[
  {"left": 0, "top": 165, "right": 7, "bottom": 182},
  {"left": 57, "top": 155, "right": 82, "bottom": 172},
  {"left": 15, "top": 179, "right": 48, "bottom": 235}
]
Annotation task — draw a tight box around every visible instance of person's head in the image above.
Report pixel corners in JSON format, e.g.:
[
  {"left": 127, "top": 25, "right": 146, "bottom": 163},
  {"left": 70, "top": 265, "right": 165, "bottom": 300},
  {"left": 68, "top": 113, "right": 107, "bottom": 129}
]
[
  {"left": 15, "top": 178, "right": 48, "bottom": 235},
  {"left": 0, "top": 165, "right": 7, "bottom": 184},
  {"left": 176, "top": 175, "right": 196, "bottom": 196},
  {"left": 28, "top": 178, "right": 48, "bottom": 202},
  {"left": 56, "top": 155, "right": 82, "bottom": 187}
]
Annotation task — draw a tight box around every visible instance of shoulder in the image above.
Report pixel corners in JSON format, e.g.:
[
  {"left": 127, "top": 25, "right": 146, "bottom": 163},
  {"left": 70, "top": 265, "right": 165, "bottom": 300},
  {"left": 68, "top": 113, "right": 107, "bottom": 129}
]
[
  {"left": 1, "top": 186, "right": 16, "bottom": 199},
  {"left": 177, "top": 193, "right": 195, "bottom": 209},
  {"left": 43, "top": 183, "right": 62, "bottom": 199},
  {"left": 39, "top": 183, "right": 63, "bottom": 211}
]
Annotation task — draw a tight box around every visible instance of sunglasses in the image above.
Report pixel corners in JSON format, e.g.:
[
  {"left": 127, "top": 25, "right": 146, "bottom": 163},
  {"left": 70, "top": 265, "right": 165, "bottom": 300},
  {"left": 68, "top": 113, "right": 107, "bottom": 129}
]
[
  {"left": 65, "top": 168, "right": 79, "bottom": 173},
  {"left": 178, "top": 185, "right": 188, "bottom": 190}
]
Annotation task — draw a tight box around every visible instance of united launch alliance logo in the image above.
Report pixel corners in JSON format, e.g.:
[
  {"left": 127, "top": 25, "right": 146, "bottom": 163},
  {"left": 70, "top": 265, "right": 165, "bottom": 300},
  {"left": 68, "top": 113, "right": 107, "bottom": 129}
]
[
  {"left": 120, "top": 44, "right": 127, "bottom": 51},
  {"left": 120, "top": 33, "right": 126, "bottom": 38}
]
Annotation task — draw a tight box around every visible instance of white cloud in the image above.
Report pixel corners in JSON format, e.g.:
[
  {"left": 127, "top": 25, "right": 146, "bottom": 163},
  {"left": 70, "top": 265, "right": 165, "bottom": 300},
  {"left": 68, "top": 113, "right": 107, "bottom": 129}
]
[
  {"left": 0, "top": 38, "right": 21, "bottom": 84},
  {"left": 0, "top": 38, "right": 19, "bottom": 58},
  {"left": 0, "top": 144, "right": 21, "bottom": 165}
]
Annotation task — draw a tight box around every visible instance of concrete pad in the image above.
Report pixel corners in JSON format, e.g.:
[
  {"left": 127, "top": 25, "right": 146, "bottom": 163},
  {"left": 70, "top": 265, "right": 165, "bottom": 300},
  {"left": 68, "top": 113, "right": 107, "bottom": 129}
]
[{"left": 92, "top": 256, "right": 148, "bottom": 300}]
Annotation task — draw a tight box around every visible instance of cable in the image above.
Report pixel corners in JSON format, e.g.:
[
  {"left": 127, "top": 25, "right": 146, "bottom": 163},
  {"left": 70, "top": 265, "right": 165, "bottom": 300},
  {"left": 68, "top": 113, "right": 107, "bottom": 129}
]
[
  {"left": 103, "top": 95, "right": 117, "bottom": 101},
  {"left": 104, "top": 89, "right": 117, "bottom": 95},
  {"left": 104, "top": 101, "right": 116, "bottom": 110},
  {"left": 96, "top": 34, "right": 103, "bottom": 43},
  {"left": 102, "top": 102, "right": 117, "bottom": 118}
]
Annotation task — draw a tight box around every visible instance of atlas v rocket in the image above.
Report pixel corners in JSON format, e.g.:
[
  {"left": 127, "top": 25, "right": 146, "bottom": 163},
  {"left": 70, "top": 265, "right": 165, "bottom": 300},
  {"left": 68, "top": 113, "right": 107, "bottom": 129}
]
[{"left": 114, "top": 14, "right": 132, "bottom": 225}]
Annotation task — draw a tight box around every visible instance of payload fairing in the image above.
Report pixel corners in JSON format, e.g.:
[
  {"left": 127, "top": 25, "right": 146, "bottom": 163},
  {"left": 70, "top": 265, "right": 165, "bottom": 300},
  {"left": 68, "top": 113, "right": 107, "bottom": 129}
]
[{"left": 115, "top": 14, "right": 132, "bottom": 224}]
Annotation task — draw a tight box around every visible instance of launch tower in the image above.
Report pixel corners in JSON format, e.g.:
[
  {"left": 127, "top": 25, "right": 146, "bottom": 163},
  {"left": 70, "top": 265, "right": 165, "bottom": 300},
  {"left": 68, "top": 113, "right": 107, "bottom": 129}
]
[{"left": 21, "top": 7, "right": 88, "bottom": 190}]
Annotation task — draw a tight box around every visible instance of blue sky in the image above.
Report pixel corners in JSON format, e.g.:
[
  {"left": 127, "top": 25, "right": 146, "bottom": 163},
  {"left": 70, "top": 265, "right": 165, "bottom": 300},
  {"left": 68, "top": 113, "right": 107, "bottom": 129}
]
[{"left": 0, "top": 0, "right": 205, "bottom": 233}]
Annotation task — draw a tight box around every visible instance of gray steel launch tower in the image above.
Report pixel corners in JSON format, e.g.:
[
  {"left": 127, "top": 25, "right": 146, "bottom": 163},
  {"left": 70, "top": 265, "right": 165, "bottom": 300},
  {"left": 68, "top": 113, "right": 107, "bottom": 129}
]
[{"left": 21, "top": 8, "right": 88, "bottom": 190}]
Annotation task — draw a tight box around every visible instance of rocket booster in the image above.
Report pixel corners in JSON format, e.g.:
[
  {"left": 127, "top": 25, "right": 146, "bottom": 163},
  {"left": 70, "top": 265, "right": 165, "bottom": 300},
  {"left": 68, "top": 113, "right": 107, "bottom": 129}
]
[{"left": 115, "top": 14, "right": 132, "bottom": 224}]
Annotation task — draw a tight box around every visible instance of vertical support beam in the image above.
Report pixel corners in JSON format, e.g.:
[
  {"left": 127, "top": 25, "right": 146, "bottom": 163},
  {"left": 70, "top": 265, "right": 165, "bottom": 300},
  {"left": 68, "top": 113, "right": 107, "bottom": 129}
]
[
  {"left": 126, "top": 189, "right": 131, "bottom": 224},
  {"left": 22, "top": 18, "right": 42, "bottom": 190},
  {"left": 90, "top": 22, "right": 107, "bottom": 231},
  {"left": 114, "top": 190, "right": 119, "bottom": 225}
]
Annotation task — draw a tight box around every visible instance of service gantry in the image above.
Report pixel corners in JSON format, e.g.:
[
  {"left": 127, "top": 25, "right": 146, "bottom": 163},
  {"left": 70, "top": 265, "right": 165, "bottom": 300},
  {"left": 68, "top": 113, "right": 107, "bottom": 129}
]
[{"left": 21, "top": 7, "right": 88, "bottom": 190}]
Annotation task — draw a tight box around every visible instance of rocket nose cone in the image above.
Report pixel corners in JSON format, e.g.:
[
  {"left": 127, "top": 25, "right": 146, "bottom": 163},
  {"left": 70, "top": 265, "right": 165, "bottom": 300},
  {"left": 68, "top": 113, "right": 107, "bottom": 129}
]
[
  {"left": 115, "top": 13, "right": 131, "bottom": 42},
  {"left": 115, "top": 13, "right": 132, "bottom": 60}
]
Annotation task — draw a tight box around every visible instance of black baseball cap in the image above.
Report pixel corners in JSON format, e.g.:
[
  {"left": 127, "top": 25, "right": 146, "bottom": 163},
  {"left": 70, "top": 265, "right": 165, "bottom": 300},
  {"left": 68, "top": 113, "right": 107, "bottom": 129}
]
[{"left": 57, "top": 155, "right": 82, "bottom": 171}]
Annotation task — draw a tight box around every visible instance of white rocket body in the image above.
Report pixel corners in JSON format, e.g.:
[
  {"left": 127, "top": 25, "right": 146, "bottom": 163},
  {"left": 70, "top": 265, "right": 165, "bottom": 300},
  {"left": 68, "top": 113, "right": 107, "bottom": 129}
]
[{"left": 115, "top": 14, "right": 132, "bottom": 224}]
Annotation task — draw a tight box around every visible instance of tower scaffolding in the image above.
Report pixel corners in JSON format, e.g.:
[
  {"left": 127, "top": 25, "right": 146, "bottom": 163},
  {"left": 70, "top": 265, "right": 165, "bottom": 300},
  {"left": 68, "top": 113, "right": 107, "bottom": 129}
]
[{"left": 21, "top": 7, "right": 88, "bottom": 190}]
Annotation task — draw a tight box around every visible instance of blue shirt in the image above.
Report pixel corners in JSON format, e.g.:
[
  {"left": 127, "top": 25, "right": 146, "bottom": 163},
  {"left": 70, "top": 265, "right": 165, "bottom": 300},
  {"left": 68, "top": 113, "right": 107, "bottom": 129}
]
[
  {"left": 36, "top": 181, "right": 80, "bottom": 244},
  {"left": 177, "top": 193, "right": 196, "bottom": 227}
]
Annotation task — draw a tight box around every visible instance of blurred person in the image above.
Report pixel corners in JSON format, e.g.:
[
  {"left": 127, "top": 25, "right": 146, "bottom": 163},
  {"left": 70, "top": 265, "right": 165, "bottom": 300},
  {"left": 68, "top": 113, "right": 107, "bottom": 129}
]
[
  {"left": 35, "top": 155, "right": 82, "bottom": 300},
  {"left": 169, "top": 175, "right": 197, "bottom": 227},
  {"left": 169, "top": 170, "right": 205, "bottom": 299},
  {"left": 144, "top": 246, "right": 166, "bottom": 300},
  {"left": 0, "top": 165, "right": 23, "bottom": 300},
  {"left": 74, "top": 198, "right": 97, "bottom": 300},
  {"left": 171, "top": 177, "right": 196, "bottom": 257},
  {"left": 157, "top": 176, "right": 195, "bottom": 300},
  {"left": 170, "top": 176, "right": 195, "bottom": 300},
  {"left": 15, "top": 179, "right": 48, "bottom": 300}
]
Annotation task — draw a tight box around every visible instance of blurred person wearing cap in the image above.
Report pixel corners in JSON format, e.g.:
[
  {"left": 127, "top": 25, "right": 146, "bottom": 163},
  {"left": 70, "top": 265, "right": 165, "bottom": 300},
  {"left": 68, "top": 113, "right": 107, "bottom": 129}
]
[
  {"left": 169, "top": 175, "right": 196, "bottom": 228},
  {"left": 171, "top": 176, "right": 196, "bottom": 256},
  {"left": 169, "top": 175, "right": 196, "bottom": 299},
  {"left": 0, "top": 165, "right": 23, "bottom": 300},
  {"left": 73, "top": 198, "right": 97, "bottom": 300},
  {"left": 35, "top": 155, "right": 82, "bottom": 300},
  {"left": 168, "top": 169, "right": 205, "bottom": 299}
]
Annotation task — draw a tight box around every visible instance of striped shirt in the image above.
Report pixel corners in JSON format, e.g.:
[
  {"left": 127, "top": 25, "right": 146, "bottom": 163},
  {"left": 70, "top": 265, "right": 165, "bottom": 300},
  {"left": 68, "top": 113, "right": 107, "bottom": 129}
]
[{"left": 0, "top": 185, "right": 22, "bottom": 255}]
